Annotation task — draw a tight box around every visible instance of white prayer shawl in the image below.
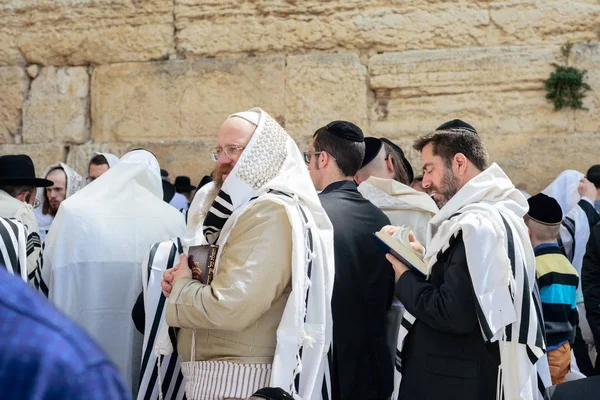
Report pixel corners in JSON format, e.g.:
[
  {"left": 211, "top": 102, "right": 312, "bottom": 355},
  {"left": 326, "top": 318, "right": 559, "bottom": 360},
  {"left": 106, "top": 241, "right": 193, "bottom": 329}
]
[
  {"left": 156, "top": 108, "right": 334, "bottom": 400},
  {"left": 0, "top": 217, "right": 28, "bottom": 282},
  {"left": 357, "top": 176, "right": 438, "bottom": 243},
  {"left": 42, "top": 150, "right": 186, "bottom": 394},
  {"left": 35, "top": 162, "right": 84, "bottom": 243},
  {"left": 542, "top": 170, "right": 594, "bottom": 303},
  {"left": 395, "top": 163, "right": 551, "bottom": 400}
]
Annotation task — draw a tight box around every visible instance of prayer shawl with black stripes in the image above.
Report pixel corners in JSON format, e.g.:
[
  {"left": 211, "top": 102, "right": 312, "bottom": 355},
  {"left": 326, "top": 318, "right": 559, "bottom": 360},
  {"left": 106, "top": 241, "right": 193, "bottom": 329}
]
[
  {"left": 0, "top": 217, "right": 28, "bottom": 281},
  {"left": 153, "top": 108, "right": 335, "bottom": 399},
  {"left": 394, "top": 163, "right": 551, "bottom": 400}
]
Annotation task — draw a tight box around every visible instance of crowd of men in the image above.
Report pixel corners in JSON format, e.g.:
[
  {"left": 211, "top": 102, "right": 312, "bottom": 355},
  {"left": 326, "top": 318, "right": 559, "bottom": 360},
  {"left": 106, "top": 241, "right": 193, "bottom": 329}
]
[{"left": 1, "top": 108, "right": 600, "bottom": 400}]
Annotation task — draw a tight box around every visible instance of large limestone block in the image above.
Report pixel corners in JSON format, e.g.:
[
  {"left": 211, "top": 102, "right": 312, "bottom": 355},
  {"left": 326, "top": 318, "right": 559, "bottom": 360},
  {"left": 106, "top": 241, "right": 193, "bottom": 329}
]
[
  {"left": 571, "top": 43, "right": 600, "bottom": 133},
  {"left": 92, "top": 57, "right": 285, "bottom": 143},
  {"left": 23, "top": 67, "right": 90, "bottom": 145},
  {"left": 368, "top": 46, "right": 570, "bottom": 138},
  {"left": 487, "top": 132, "right": 600, "bottom": 193},
  {"left": 0, "top": 67, "right": 28, "bottom": 145},
  {"left": 66, "top": 143, "right": 129, "bottom": 178},
  {"left": 175, "top": 0, "right": 599, "bottom": 58},
  {"left": 0, "top": 0, "right": 173, "bottom": 66},
  {"left": 285, "top": 54, "right": 368, "bottom": 139},
  {"left": 0, "top": 144, "right": 66, "bottom": 177}
]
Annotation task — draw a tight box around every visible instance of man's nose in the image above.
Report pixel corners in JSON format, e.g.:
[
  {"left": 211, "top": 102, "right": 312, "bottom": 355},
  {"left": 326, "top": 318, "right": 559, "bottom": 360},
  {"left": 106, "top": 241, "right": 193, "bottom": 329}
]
[{"left": 422, "top": 177, "right": 431, "bottom": 189}]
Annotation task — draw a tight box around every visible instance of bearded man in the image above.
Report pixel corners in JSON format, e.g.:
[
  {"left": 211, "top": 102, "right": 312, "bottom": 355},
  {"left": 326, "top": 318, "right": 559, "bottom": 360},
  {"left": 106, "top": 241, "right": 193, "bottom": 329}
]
[
  {"left": 34, "top": 163, "right": 83, "bottom": 242},
  {"left": 385, "top": 120, "right": 551, "bottom": 400},
  {"left": 154, "top": 108, "right": 334, "bottom": 400}
]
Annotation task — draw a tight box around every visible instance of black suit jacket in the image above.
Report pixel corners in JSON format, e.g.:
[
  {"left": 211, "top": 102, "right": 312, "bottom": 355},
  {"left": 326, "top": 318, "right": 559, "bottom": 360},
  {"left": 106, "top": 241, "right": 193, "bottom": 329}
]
[
  {"left": 319, "top": 180, "right": 394, "bottom": 400},
  {"left": 395, "top": 233, "right": 500, "bottom": 400},
  {"left": 583, "top": 223, "right": 600, "bottom": 349}
]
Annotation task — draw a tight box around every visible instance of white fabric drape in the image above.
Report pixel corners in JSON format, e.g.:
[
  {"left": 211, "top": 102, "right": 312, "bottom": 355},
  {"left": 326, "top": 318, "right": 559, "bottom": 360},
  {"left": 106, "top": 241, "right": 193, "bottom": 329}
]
[{"left": 42, "top": 150, "right": 186, "bottom": 394}]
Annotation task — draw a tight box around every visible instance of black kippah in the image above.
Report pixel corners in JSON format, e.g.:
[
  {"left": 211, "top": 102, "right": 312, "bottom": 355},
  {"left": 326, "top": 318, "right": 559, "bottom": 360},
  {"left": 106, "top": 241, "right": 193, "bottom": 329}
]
[
  {"left": 324, "top": 120, "right": 364, "bottom": 142},
  {"left": 361, "top": 137, "right": 383, "bottom": 168},
  {"left": 436, "top": 119, "right": 477, "bottom": 134},
  {"left": 250, "top": 387, "right": 295, "bottom": 400},
  {"left": 587, "top": 164, "right": 600, "bottom": 188},
  {"left": 527, "top": 193, "right": 563, "bottom": 225},
  {"left": 380, "top": 138, "right": 414, "bottom": 183}
]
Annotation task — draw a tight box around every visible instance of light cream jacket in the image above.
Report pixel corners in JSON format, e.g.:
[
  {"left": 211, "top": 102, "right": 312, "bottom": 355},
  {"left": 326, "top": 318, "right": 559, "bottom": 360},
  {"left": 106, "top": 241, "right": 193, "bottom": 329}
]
[{"left": 166, "top": 199, "right": 292, "bottom": 363}]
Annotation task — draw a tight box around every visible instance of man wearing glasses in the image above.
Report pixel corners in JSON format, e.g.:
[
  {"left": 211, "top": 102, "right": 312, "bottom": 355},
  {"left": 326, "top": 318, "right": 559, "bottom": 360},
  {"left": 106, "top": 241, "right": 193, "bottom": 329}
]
[
  {"left": 0, "top": 154, "right": 53, "bottom": 287},
  {"left": 305, "top": 121, "right": 394, "bottom": 400}
]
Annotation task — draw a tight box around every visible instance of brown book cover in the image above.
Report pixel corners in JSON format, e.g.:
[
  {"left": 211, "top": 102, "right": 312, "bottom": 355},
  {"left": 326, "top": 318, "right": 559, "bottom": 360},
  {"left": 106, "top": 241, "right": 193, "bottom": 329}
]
[{"left": 187, "top": 244, "right": 219, "bottom": 284}]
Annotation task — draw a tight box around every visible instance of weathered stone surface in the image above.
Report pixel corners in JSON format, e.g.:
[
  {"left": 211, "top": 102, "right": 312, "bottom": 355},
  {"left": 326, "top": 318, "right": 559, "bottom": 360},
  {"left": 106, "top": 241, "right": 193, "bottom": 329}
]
[
  {"left": 66, "top": 143, "right": 129, "bottom": 178},
  {"left": 486, "top": 132, "right": 600, "bottom": 193},
  {"left": 91, "top": 57, "right": 285, "bottom": 143},
  {"left": 23, "top": 67, "right": 90, "bottom": 145},
  {"left": 368, "top": 46, "right": 568, "bottom": 138},
  {"left": 0, "top": 144, "right": 66, "bottom": 176},
  {"left": 571, "top": 43, "right": 600, "bottom": 133},
  {"left": 285, "top": 54, "right": 368, "bottom": 139},
  {"left": 0, "top": 67, "right": 28, "bottom": 145},
  {"left": 0, "top": 0, "right": 174, "bottom": 66},
  {"left": 175, "top": 0, "right": 599, "bottom": 58},
  {"left": 27, "top": 65, "right": 39, "bottom": 79}
]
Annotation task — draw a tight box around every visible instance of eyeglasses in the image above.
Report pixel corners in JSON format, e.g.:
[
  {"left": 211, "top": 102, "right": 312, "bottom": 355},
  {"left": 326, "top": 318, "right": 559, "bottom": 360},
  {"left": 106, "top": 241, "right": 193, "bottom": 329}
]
[
  {"left": 210, "top": 145, "right": 246, "bottom": 162},
  {"left": 32, "top": 198, "right": 40, "bottom": 209},
  {"left": 303, "top": 151, "right": 337, "bottom": 164}
]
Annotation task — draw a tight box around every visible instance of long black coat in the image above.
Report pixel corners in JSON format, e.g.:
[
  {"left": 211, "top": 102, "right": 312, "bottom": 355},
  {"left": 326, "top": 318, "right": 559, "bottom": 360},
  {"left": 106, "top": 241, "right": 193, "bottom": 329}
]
[
  {"left": 395, "top": 232, "right": 500, "bottom": 400},
  {"left": 319, "top": 180, "right": 394, "bottom": 400},
  {"left": 583, "top": 223, "right": 600, "bottom": 350}
]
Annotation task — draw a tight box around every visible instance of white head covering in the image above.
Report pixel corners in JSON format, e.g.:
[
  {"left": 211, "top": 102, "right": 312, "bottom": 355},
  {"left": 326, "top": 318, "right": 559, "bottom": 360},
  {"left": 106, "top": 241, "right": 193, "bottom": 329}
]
[
  {"left": 42, "top": 149, "right": 186, "bottom": 393},
  {"left": 542, "top": 170, "right": 584, "bottom": 217},
  {"left": 36, "top": 162, "right": 84, "bottom": 206},
  {"left": 89, "top": 151, "right": 120, "bottom": 168}
]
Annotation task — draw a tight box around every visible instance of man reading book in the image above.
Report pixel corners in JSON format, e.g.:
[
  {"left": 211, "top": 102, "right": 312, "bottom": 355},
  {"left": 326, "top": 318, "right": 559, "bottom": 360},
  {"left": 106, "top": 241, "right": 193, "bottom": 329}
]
[{"left": 384, "top": 120, "right": 551, "bottom": 400}]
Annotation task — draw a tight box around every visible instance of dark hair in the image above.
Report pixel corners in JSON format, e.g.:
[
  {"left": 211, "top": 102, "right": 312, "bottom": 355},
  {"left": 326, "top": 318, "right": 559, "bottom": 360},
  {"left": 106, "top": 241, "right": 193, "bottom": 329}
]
[
  {"left": 413, "top": 128, "right": 488, "bottom": 171},
  {"left": 89, "top": 154, "right": 109, "bottom": 167},
  {"left": 0, "top": 185, "right": 35, "bottom": 198},
  {"left": 382, "top": 142, "right": 410, "bottom": 185},
  {"left": 313, "top": 127, "right": 365, "bottom": 177}
]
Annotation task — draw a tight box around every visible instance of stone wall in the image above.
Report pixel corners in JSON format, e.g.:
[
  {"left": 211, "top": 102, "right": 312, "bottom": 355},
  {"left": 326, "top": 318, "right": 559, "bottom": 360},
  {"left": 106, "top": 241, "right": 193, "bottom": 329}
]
[{"left": 1, "top": 0, "right": 600, "bottom": 193}]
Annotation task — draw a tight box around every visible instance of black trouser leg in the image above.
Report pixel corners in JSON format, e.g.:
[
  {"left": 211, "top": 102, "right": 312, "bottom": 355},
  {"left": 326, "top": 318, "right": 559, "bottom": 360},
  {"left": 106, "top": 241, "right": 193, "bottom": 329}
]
[{"left": 573, "top": 325, "right": 594, "bottom": 376}]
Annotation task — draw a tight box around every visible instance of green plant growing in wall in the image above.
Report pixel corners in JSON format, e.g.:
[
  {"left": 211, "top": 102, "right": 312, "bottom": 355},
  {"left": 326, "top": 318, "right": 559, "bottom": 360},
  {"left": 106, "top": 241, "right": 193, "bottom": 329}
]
[{"left": 544, "top": 42, "right": 592, "bottom": 111}]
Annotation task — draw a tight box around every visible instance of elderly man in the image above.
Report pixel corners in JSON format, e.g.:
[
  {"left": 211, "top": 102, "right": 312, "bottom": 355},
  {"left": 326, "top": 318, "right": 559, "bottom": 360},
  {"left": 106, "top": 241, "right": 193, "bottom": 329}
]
[
  {"left": 42, "top": 150, "right": 185, "bottom": 395},
  {"left": 386, "top": 120, "right": 550, "bottom": 400},
  {"left": 306, "top": 121, "right": 394, "bottom": 400},
  {"left": 0, "top": 154, "right": 52, "bottom": 287},
  {"left": 34, "top": 163, "right": 83, "bottom": 242},
  {"left": 160, "top": 109, "right": 334, "bottom": 400}
]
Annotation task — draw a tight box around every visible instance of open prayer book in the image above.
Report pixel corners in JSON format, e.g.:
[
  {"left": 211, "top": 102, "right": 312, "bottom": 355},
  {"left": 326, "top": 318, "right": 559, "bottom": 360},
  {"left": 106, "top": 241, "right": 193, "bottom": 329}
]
[{"left": 374, "top": 226, "right": 427, "bottom": 278}]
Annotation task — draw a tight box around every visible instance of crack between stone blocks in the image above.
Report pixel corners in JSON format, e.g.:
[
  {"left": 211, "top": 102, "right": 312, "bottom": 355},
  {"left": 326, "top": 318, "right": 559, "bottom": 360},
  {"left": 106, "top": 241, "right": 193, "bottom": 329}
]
[
  {"left": 171, "top": 0, "right": 181, "bottom": 59},
  {"left": 85, "top": 65, "right": 93, "bottom": 145}
]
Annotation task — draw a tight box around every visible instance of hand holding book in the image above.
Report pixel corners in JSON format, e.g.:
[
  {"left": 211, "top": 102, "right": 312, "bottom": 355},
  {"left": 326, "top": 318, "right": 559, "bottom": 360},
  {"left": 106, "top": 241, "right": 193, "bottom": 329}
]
[{"left": 373, "top": 225, "right": 426, "bottom": 281}]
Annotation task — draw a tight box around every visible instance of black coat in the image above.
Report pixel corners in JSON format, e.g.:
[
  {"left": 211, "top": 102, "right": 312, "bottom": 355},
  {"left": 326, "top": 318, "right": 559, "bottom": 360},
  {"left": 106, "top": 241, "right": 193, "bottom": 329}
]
[
  {"left": 319, "top": 180, "right": 394, "bottom": 400},
  {"left": 395, "top": 233, "right": 500, "bottom": 400},
  {"left": 583, "top": 223, "right": 600, "bottom": 349}
]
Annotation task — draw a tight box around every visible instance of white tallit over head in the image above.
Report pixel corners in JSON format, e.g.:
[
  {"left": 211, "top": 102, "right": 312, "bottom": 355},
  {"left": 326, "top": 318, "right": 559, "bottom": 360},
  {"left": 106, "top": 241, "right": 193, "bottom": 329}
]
[
  {"left": 542, "top": 170, "right": 584, "bottom": 218},
  {"left": 89, "top": 151, "right": 120, "bottom": 169},
  {"left": 422, "top": 163, "right": 550, "bottom": 399},
  {"left": 161, "top": 108, "right": 335, "bottom": 399},
  {"left": 42, "top": 149, "right": 186, "bottom": 393}
]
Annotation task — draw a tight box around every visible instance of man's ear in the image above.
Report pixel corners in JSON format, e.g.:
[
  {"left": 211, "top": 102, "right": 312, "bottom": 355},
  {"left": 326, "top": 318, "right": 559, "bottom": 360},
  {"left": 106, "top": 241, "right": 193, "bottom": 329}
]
[
  {"left": 385, "top": 155, "right": 394, "bottom": 173},
  {"left": 453, "top": 153, "right": 468, "bottom": 175}
]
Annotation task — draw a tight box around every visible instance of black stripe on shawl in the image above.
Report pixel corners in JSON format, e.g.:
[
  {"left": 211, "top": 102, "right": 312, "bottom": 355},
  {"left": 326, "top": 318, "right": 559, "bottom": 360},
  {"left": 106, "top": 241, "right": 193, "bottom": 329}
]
[
  {"left": 400, "top": 317, "right": 413, "bottom": 331},
  {"left": 144, "top": 355, "right": 159, "bottom": 400},
  {"left": 537, "top": 373, "right": 547, "bottom": 397},
  {"left": 218, "top": 190, "right": 232, "bottom": 205},
  {"left": 139, "top": 243, "right": 177, "bottom": 386},
  {"left": 532, "top": 282, "right": 547, "bottom": 349},
  {"left": 38, "top": 242, "right": 49, "bottom": 297},
  {"left": 161, "top": 350, "right": 179, "bottom": 396},
  {"left": 0, "top": 219, "right": 19, "bottom": 272},
  {"left": 173, "top": 369, "right": 185, "bottom": 400},
  {"left": 562, "top": 217, "right": 576, "bottom": 263},
  {"left": 145, "top": 243, "right": 160, "bottom": 285},
  {"left": 26, "top": 232, "right": 41, "bottom": 256},
  {"left": 210, "top": 200, "right": 233, "bottom": 216},
  {"left": 500, "top": 215, "right": 516, "bottom": 342}
]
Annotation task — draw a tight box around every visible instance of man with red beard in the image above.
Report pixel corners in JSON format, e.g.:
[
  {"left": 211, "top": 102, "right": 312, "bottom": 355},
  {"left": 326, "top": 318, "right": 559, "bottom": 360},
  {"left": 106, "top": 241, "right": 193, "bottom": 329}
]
[
  {"left": 385, "top": 120, "right": 550, "bottom": 400},
  {"left": 155, "top": 109, "right": 334, "bottom": 400}
]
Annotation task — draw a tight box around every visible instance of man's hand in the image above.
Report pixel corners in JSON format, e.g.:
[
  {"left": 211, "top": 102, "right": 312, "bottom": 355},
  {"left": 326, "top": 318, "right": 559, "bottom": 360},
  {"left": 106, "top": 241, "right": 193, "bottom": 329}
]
[
  {"left": 407, "top": 231, "right": 424, "bottom": 255},
  {"left": 386, "top": 253, "right": 409, "bottom": 282},
  {"left": 579, "top": 178, "right": 598, "bottom": 202},
  {"left": 161, "top": 254, "right": 192, "bottom": 297}
]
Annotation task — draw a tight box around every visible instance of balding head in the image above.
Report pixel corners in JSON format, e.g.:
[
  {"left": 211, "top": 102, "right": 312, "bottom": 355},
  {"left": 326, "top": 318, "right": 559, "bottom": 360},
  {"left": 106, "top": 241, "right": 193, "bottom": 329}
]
[{"left": 212, "top": 115, "right": 257, "bottom": 184}]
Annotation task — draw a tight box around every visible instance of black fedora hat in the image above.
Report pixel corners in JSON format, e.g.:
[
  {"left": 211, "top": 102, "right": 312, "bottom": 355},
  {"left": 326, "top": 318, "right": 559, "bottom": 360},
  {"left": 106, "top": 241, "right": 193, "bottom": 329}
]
[
  {"left": 174, "top": 176, "right": 195, "bottom": 192},
  {"left": 0, "top": 155, "right": 53, "bottom": 187}
]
